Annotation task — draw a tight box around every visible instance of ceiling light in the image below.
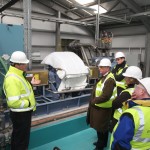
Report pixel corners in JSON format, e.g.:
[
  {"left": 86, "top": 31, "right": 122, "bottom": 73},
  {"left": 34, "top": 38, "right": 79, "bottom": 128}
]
[
  {"left": 66, "top": 0, "right": 73, "bottom": 4},
  {"left": 82, "top": 9, "right": 93, "bottom": 16},
  {"left": 75, "top": 0, "right": 94, "bottom": 5},
  {"left": 90, "top": 5, "right": 107, "bottom": 14}
]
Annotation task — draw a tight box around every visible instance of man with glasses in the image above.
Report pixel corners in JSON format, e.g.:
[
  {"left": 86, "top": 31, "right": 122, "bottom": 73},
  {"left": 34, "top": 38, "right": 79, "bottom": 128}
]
[
  {"left": 112, "top": 52, "right": 128, "bottom": 95},
  {"left": 87, "top": 58, "right": 117, "bottom": 150},
  {"left": 111, "top": 78, "right": 150, "bottom": 150},
  {"left": 3, "top": 51, "right": 36, "bottom": 150}
]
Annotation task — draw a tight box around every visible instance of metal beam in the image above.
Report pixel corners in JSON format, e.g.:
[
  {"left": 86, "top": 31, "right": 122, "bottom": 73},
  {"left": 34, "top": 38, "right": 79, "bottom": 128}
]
[
  {"left": 99, "top": 0, "right": 116, "bottom": 3},
  {"left": 131, "top": 11, "right": 150, "bottom": 17},
  {"left": 77, "top": 8, "right": 131, "bottom": 22},
  {"left": 121, "top": 0, "right": 142, "bottom": 13},
  {"left": 0, "top": 0, "right": 19, "bottom": 12},
  {"left": 65, "top": 5, "right": 96, "bottom": 13},
  {"left": 144, "top": 32, "right": 150, "bottom": 77},
  {"left": 99, "top": 14, "right": 130, "bottom": 24},
  {"left": 84, "top": 0, "right": 116, "bottom": 6},
  {"left": 37, "top": 0, "right": 83, "bottom": 19},
  {"left": 107, "top": 0, "right": 120, "bottom": 12},
  {"left": 121, "top": 0, "right": 150, "bottom": 32},
  {"left": 1, "top": 12, "right": 93, "bottom": 26},
  {"left": 23, "top": 0, "right": 32, "bottom": 70}
]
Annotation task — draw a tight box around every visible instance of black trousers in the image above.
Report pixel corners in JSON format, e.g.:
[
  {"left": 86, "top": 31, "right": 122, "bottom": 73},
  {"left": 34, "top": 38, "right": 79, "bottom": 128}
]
[
  {"left": 96, "top": 131, "right": 109, "bottom": 150},
  {"left": 109, "top": 117, "right": 118, "bottom": 133},
  {"left": 117, "top": 86, "right": 124, "bottom": 96},
  {"left": 10, "top": 110, "right": 32, "bottom": 150}
]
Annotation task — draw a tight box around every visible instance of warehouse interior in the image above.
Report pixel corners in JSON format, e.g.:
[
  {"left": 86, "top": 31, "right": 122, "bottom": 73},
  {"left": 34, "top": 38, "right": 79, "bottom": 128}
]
[{"left": 0, "top": 0, "right": 150, "bottom": 149}]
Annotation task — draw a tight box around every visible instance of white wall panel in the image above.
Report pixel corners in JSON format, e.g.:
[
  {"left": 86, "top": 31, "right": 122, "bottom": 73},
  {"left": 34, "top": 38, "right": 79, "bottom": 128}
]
[
  {"left": 32, "top": 32, "right": 56, "bottom": 46},
  {"left": 61, "top": 24, "right": 93, "bottom": 36},
  {"left": 112, "top": 35, "right": 145, "bottom": 48},
  {"left": 32, "top": 47, "right": 55, "bottom": 60},
  {"left": 107, "top": 25, "right": 146, "bottom": 36},
  {"left": 61, "top": 34, "right": 94, "bottom": 44},
  {"left": 1, "top": 16, "right": 23, "bottom": 25},
  {"left": 32, "top": 20, "right": 56, "bottom": 30}
]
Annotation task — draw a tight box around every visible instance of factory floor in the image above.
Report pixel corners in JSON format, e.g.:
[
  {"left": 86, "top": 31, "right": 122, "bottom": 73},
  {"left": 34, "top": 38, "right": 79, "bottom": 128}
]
[
  {"left": 6, "top": 129, "right": 111, "bottom": 150},
  {"left": 5, "top": 128, "right": 111, "bottom": 150},
  {"left": 30, "top": 128, "right": 111, "bottom": 150},
  {"left": 29, "top": 112, "right": 111, "bottom": 150}
]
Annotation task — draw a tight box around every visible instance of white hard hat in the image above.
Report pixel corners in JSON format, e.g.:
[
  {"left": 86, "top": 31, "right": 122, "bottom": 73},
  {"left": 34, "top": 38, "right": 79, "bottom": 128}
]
[
  {"left": 10, "top": 51, "right": 29, "bottom": 64},
  {"left": 115, "top": 52, "right": 125, "bottom": 59},
  {"left": 123, "top": 66, "right": 142, "bottom": 80},
  {"left": 98, "top": 58, "right": 111, "bottom": 67},
  {"left": 138, "top": 78, "right": 150, "bottom": 95}
]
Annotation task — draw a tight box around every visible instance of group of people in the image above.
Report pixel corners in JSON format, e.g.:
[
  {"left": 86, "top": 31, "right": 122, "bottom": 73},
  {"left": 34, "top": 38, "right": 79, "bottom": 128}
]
[
  {"left": 3, "top": 50, "right": 150, "bottom": 150},
  {"left": 87, "top": 52, "right": 150, "bottom": 150}
]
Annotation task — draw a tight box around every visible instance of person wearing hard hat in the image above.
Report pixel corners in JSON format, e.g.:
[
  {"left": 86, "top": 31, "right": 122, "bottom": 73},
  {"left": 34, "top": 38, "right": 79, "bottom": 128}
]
[
  {"left": 111, "top": 77, "right": 150, "bottom": 150},
  {"left": 3, "top": 51, "right": 36, "bottom": 150},
  {"left": 86, "top": 58, "right": 117, "bottom": 150},
  {"left": 110, "top": 66, "right": 142, "bottom": 132},
  {"left": 112, "top": 52, "right": 128, "bottom": 95}
]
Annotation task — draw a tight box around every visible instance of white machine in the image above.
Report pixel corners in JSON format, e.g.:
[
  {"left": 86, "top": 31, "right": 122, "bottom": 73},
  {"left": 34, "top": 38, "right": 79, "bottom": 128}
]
[{"left": 41, "top": 52, "right": 89, "bottom": 92}]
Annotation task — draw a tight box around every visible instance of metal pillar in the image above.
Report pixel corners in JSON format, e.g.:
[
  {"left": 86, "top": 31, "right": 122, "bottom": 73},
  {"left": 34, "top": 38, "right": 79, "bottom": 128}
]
[
  {"left": 144, "top": 32, "right": 150, "bottom": 77},
  {"left": 23, "top": 0, "right": 32, "bottom": 70},
  {"left": 55, "top": 11, "right": 62, "bottom": 51},
  {"left": 95, "top": 0, "right": 100, "bottom": 47}
]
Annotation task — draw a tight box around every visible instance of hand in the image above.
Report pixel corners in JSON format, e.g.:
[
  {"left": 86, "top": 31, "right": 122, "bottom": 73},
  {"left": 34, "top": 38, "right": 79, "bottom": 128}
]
[
  {"left": 131, "top": 92, "right": 137, "bottom": 100},
  {"left": 31, "top": 77, "right": 41, "bottom": 85},
  {"left": 90, "top": 99, "right": 96, "bottom": 106}
]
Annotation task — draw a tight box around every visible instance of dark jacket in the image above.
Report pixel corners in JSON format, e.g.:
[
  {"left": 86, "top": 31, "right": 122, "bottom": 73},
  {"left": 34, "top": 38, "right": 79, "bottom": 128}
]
[
  {"left": 112, "top": 61, "right": 128, "bottom": 82},
  {"left": 87, "top": 72, "right": 116, "bottom": 132}
]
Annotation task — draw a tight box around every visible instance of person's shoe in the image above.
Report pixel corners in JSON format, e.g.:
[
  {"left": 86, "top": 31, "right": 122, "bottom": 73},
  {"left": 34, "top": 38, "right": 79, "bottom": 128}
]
[
  {"left": 93, "top": 148, "right": 104, "bottom": 150},
  {"left": 53, "top": 147, "right": 61, "bottom": 150},
  {"left": 93, "top": 142, "right": 97, "bottom": 146}
]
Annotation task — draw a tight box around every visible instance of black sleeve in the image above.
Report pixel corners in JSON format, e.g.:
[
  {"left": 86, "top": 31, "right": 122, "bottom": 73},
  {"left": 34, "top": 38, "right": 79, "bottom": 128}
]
[
  {"left": 112, "top": 91, "right": 131, "bottom": 109},
  {"left": 113, "top": 143, "right": 129, "bottom": 150},
  {"left": 114, "top": 67, "right": 128, "bottom": 81}
]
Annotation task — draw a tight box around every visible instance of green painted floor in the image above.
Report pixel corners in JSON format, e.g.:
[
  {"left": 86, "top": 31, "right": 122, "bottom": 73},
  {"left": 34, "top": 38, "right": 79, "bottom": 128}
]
[{"left": 30, "top": 128, "right": 111, "bottom": 150}]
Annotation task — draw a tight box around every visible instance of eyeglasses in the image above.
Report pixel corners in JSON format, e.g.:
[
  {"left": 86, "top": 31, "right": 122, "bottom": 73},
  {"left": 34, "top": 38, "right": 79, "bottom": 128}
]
[
  {"left": 99, "top": 66, "right": 108, "bottom": 69},
  {"left": 135, "top": 84, "right": 145, "bottom": 91},
  {"left": 116, "top": 58, "right": 121, "bottom": 61}
]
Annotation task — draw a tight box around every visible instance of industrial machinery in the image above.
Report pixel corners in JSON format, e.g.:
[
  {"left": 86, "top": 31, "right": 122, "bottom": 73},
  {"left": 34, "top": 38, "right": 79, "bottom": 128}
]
[
  {"left": 67, "top": 39, "right": 116, "bottom": 86},
  {"left": 0, "top": 55, "right": 12, "bottom": 150},
  {"left": 1, "top": 36, "right": 114, "bottom": 149},
  {"left": 0, "top": 51, "right": 92, "bottom": 149},
  {"left": 29, "top": 51, "right": 92, "bottom": 117}
]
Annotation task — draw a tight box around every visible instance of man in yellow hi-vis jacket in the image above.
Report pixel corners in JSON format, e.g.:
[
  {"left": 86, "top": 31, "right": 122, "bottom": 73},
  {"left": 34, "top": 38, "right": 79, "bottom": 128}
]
[
  {"left": 111, "top": 78, "right": 150, "bottom": 150},
  {"left": 3, "top": 51, "right": 36, "bottom": 150},
  {"left": 87, "top": 58, "right": 117, "bottom": 150}
]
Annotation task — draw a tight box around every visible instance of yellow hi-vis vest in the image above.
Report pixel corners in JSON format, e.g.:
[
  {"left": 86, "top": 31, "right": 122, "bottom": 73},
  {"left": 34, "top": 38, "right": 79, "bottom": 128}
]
[
  {"left": 95, "top": 72, "right": 117, "bottom": 108},
  {"left": 115, "top": 64, "right": 128, "bottom": 89},
  {"left": 3, "top": 66, "right": 36, "bottom": 112},
  {"left": 110, "top": 105, "right": 150, "bottom": 150},
  {"left": 126, "top": 106, "right": 150, "bottom": 149},
  {"left": 113, "top": 88, "right": 134, "bottom": 120}
]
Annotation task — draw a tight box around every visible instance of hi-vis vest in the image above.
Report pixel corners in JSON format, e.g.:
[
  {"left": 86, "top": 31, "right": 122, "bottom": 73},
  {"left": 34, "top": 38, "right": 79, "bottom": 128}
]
[
  {"left": 115, "top": 64, "right": 128, "bottom": 89},
  {"left": 95, "top": 72, "right": 117, "bottom": 108},
  {"left": 114, "top": 106, "right": 150, "bottom": 150},
  {"left": 113, "top": 88, "right": 134, "bottom": 120},
  {"left": 3, "top": 66, "right": 36, "bottom": 112}
]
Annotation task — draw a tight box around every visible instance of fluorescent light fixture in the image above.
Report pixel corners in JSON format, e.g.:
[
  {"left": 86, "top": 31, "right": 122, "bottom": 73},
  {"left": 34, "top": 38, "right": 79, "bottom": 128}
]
[
  {"left": 75, "top": 0, "right": 94, "bottom": 5},
  {"left": 82, "top": 9, "right": 93, "bottom": 16},
  {"left": 90, "top": 5, "right": 107, "bottom": 14},
  {"left": 66, "top": 0, "right": 73, "bottom": 4}
]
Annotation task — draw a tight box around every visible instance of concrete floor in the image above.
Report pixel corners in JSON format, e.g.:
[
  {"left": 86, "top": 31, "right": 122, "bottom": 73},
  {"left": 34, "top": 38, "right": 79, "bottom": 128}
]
[{"left": 30, "top": 128, "right": 111, "bottom": 150}]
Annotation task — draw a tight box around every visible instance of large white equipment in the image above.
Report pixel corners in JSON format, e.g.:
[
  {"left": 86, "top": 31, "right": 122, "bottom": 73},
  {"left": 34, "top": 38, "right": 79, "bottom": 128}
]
[{"left": 41, "top": 52, "right": 89, "bottom": 91}]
